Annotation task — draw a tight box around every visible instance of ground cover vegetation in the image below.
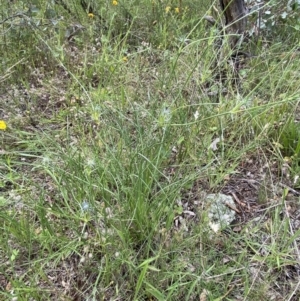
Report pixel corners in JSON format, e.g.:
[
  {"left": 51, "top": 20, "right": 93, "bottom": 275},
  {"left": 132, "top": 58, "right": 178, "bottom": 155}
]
[{"left": 1, "top": 0, "right": 300, "bottom": 300}]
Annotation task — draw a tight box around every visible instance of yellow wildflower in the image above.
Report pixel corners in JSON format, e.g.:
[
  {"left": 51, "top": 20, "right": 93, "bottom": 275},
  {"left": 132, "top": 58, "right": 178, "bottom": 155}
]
[
  {"left": 122, "top": 56, "right": 128, "bottom": 62},
  {"left": 165, "top": 6, "right": 171, "bottom": 13},
  {"left": 0, "top": 120, "right": 7, "bottom": 130},
  {"left": 88, "top": 13, "right": 95, "bottom": 18},
  {"left": 112, "top": 0, "right": 118, "bottom": 5},
  {"left": 175, "top": 7, "right": 180, "bottom": 13}
]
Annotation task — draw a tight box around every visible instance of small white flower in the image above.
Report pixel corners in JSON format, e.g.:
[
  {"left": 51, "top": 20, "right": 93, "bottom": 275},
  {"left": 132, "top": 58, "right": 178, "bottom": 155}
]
[
  {"left": 194, "top": 110, "right": 199, "bottom": 120},
  {"left": 86, "top": 157, "right": 95, "bottom": 167},
  {"left": 42, "top": 156, "right": 51, "bottom": 165},
  {"left": 81, "top": 201, "right": 90, "bottom": 212},
  {"left": 158, "top": 107, "right": 172, "bottom": 130},
  {"left": 162, "top": 107, "right": 171, "bottom": 122}
]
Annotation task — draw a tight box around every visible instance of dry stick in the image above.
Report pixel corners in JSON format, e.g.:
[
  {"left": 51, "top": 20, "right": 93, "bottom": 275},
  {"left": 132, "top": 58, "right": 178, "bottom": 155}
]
[
  {"left": 279, "top": 182, "right": 300, "bottom": 196},
  {"left": 225, "top": 201, "right": 240, "bottom": 213},
  {"left": 0, "top": 13, "right": 24, "bottom": 25}
]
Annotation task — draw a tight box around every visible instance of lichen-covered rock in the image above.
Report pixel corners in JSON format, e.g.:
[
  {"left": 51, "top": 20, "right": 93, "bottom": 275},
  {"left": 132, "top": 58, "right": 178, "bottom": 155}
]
[{"left": 205, "top": 193, "right": 237, "bottom": 232}]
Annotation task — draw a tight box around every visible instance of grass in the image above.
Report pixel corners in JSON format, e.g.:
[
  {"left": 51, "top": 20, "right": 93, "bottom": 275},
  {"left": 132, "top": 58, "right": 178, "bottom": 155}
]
[{"left": 1, "top": 0, "right": 300, "bottom": 300}]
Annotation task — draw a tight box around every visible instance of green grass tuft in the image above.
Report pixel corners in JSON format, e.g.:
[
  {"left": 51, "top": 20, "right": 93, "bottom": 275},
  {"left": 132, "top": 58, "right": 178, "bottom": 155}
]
[{"left": 1, "top": 0, "right": 300, "bottom": 300}]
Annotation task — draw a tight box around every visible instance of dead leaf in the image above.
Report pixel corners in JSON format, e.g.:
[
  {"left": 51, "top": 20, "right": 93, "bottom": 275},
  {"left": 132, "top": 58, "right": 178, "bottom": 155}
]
[
  {"left": 5, "top": 282, "right": 12, "bottom": 291},
  {"left": 223, "top": 256, "right": 231, "bottom": 264},
  {"left": 183, "top": 210, "right": 196, "bottom": 217},
  {"left": 209, "top": 137, "right": 221, "bottom": 151},
  {"left": 233, "top": 226, "right": 242, "bottom": 232},
  {"left": 200, "top": 289, "right": 209, "bottom": 301}
]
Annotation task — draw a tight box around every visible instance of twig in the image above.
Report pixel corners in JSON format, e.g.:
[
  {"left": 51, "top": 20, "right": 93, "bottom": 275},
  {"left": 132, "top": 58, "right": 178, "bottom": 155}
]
[
  {"left": 0, "top": 13, "right": 24, "bottom": 25},
  {"left": 225, "top": 202, "right": 240, "bottom": 213},
  {"left": 279, "top": 182, "right": 300, "bottom": 196}
]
